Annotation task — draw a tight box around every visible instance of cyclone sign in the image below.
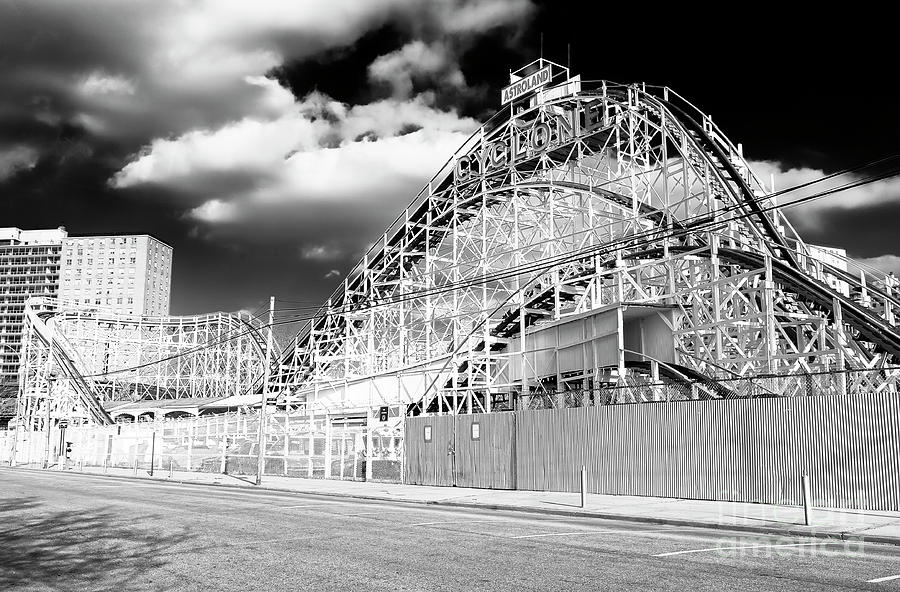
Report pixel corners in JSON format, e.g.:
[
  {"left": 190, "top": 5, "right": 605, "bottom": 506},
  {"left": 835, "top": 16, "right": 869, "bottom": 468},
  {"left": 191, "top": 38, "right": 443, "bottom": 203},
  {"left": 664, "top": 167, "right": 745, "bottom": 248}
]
[
  {"left": 500, "top": 65, "right": 552, "bottom": 105},
  {"left": 454, "top": 99, "right": 606, "bottom": 183}
]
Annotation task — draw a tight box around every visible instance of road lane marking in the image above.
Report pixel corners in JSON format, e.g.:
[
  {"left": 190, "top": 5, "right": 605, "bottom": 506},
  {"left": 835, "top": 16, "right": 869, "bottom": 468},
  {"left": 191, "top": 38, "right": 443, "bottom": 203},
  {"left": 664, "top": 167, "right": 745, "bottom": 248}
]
[
  {"left": 340, "top": 510, "right": 415, "bottom": 516},
  {"left": 868, "top": 574, "right": 900, "bottom": 583},
  {"left": 655, "top": 541, "right": 843, "bottom": 557},
  {"left": 278, "top": 500, "right": 350, "bottom": 508},
  {"left": 514, "top": 531, "right": 599, "bottom": 539},
  {"left": 513, "top": 528, "right": 673, "bottom": 539},
  {"left": 407, "top": 520, "right": 509, "bottom": 527},
  {"left": 241, "top": 537, "right": 314, "bottom": 545}
]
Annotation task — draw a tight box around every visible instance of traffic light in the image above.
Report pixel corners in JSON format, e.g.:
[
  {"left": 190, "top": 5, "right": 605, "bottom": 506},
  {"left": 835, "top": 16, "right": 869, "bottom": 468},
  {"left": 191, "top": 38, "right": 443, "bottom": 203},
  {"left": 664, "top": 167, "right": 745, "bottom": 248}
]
[
  {"left": 65, "top": 442, "right": 73, "bottom": 459},
  {"left": 378, "top": 406, "right": 389, "bottom": 422}
]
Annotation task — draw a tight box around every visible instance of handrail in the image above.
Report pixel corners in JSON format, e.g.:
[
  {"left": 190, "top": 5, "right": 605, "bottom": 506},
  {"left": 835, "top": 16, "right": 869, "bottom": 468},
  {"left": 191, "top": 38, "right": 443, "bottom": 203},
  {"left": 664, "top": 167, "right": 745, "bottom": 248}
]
[{"left": 639, "top": 84, "right": 810, "bottom": 258}]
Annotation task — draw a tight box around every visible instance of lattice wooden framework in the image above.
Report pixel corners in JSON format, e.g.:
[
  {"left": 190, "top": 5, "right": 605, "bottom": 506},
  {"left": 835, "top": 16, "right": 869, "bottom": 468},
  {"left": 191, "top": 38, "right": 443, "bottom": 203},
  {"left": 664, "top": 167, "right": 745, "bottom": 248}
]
[
  {"left": 273, "top": 60, "right": 900, "bottom": 415},
  {"left": 15, "top": 298, "right": 268, "bottom": 429}
]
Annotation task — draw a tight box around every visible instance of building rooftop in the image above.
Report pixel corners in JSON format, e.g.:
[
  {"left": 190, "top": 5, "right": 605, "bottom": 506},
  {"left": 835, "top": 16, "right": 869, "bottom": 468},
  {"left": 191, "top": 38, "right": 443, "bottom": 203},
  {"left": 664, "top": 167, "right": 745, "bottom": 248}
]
[
  {"left": 64, "top": 233, "right": 173, "bottom": 250},
  {"left": 0, "top": 226, "right": 68, "bottom": 245}
]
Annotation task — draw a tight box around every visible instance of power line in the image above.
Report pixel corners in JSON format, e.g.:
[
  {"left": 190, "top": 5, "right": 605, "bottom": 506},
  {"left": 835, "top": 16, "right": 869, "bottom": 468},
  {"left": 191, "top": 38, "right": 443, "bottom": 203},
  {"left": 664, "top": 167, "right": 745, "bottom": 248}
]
[
  {"left": 272, "top": 161, "right": 900, "bottom": 326},
  {"left": 271, "top": 153, "right": 900, "bottom": 316},
  {"left": 72, "top": 159, "right": 900, "bottom": 379}
]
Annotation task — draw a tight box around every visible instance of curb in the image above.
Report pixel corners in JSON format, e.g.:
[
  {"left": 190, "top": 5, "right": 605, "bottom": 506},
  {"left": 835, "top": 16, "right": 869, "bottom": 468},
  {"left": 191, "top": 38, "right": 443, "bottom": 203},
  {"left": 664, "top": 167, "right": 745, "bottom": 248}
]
[{"left": 7, "top": 465, "right": 900, "bottom": 548}]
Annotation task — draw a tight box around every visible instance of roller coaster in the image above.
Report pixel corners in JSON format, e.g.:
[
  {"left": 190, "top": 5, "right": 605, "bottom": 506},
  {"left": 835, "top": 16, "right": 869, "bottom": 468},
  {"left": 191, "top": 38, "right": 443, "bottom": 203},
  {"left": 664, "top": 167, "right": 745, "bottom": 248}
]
[
  {"left": 15, "top": 60, "right": 900, "bottom": 428},
  {"left": 270, "top": 60, "right": 900, "bottom": 415},
  {"left": 15, "top": 298, "right": 268, "bottom": 429}
]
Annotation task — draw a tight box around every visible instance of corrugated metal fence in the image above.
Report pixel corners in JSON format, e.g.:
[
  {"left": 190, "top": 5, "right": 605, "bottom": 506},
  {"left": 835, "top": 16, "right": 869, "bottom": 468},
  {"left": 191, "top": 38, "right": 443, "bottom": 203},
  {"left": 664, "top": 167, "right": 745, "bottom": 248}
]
[
  {"left": 406, "top": 393, "right": 900, "bottom": 510},
  {"left": 406, "top": 413, "right": 515, "bottom": 489}
]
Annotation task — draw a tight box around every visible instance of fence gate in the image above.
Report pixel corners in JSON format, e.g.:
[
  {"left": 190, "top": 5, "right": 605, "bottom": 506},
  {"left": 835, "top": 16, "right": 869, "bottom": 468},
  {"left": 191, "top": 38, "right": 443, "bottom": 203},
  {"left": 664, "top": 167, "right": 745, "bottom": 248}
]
[{"left": 405, "top": 412, "right": 515, "bottom": 489}]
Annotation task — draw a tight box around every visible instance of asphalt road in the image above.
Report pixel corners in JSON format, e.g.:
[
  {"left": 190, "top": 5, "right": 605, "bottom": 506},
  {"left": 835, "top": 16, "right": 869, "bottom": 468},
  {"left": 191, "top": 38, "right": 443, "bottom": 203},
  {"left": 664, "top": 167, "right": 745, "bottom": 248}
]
[{"left": 2, "top": 468, "right": 899, "bottom": 592}]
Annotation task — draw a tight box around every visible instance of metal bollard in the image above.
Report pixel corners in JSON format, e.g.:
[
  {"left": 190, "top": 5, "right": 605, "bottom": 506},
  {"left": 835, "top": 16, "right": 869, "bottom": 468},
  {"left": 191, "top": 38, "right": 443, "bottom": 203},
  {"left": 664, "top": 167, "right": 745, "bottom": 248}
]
[
  {"left": 580, "top": 465, "right": 587, "bottom": 508},
  {"left": 168, "top": 459, "right": 173, "bottom": 479},
  {"left": 802, "top": 474, "right": 812, "bottom": 526},
  {"left": 133, "top": 457, "right": 138, "bottom": 476},
  {"left": 149, "top": 432, "right": 156, "bottom": 477}
]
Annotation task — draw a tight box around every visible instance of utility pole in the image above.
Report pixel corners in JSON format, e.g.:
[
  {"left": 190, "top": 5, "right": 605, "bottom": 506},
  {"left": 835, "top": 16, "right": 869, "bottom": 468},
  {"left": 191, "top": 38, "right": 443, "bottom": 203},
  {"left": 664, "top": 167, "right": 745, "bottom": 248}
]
[
  {"left": 256, "top": 296, "right": 275, "bottom": 486},
  {"left": 43, "top": 323, "right": 56, "bottom": 469}
]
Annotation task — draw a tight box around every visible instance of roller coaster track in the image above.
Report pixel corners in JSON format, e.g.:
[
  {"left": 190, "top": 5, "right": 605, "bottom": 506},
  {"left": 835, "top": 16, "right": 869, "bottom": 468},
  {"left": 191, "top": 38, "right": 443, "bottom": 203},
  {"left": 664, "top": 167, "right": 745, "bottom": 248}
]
[
  {"left": 272, "top": 77, "right": 899, "bottom": 411},
  {"left": 441, "top": 244, "right": 900, "bottom": 406},
  {"left": 19, "top": 299, "right": 271, "bottom": 427},
  {"left": 25, "top": 307, "right": 113, "bottom": 425}
]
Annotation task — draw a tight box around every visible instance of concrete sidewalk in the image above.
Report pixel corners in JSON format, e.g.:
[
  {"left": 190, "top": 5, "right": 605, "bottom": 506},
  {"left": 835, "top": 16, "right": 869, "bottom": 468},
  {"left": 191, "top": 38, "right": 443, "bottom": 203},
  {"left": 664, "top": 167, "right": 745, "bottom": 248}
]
[{"left": 19, "top": 463, "right": 900, "bottom": 547}]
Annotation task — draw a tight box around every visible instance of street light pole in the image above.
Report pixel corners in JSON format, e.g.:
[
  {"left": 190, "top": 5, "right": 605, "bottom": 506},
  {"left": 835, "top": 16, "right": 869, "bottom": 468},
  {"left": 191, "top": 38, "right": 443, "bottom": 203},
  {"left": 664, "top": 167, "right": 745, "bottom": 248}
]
[{"left": 256, "top": 296, "right": 275, "bottom": 486}]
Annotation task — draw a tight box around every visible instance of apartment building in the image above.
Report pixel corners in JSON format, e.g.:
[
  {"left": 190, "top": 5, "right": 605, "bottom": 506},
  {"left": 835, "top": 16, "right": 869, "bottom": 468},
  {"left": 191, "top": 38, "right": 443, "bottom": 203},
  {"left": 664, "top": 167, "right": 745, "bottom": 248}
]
[
  {"left": 0, "top": 228, "right": 173, "bottom": 421},
  {"left": 58, "top": 235, "right": 172, "bottom": 317},
  {"left": 0, "top": 227, "right": 67, "bottom": 389}
]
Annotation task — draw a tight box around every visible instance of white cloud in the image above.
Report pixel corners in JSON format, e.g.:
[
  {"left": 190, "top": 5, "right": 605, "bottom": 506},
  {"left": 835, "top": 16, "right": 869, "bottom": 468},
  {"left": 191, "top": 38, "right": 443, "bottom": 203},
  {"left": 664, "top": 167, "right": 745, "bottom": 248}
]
[
  {"left": 300, "top": 244, "right": 344, "bottom": 260},
  {"left": 324, "top": 269, "right": 342, "bottom": 279},
  {"left": 243, "top": 75, "right": 297, "bottom": 115},
  {"left": 749, "top": 160, "right": 900, "bottom": 232},
  {"left": 1, "top": 0, "right": 533, "bottom": 145},
  {"left": 114, "top": 91, "right": 478, "bottom": 209},
  {"left": 368, "top": 41, "right": 465, "bottom": 97},
  {"left": 272, "top": 127, "right": 470, "bottom": 201},
  {"left": 338, "top": 94, "right": 476, "bottom": 141},
  {"left": 0, "top": 145, "right": 39, "bottom": 180},
  {"left": 438, "top": 0, "right": 534, "bottom": 33},
  {"left": 189, "top": 199, "right": 240, "bottom": 223},
  {"left": 855, "top": 255, "right": 900, "bottom": 276},
  {"left": 79, "top": 72, "right": 136, "bottom": 96},
  {"left": 114, "top": 90, "right": 330, "bottom": 188}
]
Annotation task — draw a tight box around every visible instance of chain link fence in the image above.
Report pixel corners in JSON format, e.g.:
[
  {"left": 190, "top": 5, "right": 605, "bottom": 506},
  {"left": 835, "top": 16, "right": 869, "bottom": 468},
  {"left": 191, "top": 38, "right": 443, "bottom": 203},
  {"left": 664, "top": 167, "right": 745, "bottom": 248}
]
[
  {"left": 3, "top": 368, "right": 898, "bottom": 478},
  {"left": 0, "top": 408, "right": 404, "bottom": 483},
  {"left": 516, "top": 367, "right": 900, "bottom": 410}
]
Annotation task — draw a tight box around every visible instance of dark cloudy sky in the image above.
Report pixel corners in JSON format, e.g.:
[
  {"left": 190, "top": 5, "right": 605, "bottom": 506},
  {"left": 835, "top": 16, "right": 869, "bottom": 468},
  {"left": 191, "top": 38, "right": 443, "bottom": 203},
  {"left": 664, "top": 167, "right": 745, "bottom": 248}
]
[{"left": 1, "top": 1, "right": 897, "bottom": 320}]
